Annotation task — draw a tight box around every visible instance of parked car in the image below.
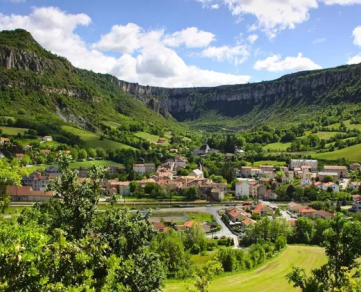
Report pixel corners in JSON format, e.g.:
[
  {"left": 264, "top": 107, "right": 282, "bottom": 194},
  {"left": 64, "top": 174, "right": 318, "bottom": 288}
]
[
  {"left": 214, "top": 236, "right": 218, "bottom": 239},
  {"left": 232, "top": 203, "right": 237, "bottom": 206},
  {"left": 221, "top": 235, "right": 226, "bottom": 239},
  {"left": 206, "top": 204, "right": 212, "bottom": 207}
]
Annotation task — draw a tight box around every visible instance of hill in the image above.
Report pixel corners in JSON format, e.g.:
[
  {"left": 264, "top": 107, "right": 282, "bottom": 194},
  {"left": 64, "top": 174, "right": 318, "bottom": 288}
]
[{"left": 0, "top": 29, "right": 191, "bottom": 150}]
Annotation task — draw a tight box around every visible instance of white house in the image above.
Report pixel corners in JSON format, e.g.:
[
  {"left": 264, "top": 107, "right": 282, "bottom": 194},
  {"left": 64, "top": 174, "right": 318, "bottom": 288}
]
[
  {"left": 133, "top": 163, "right": 156, "bottom": 174},
  {"left": 235, "top": 179, "right": 256, "bottom": 198},
  {"left": 322, "top": 182, "right": 339, "bottom": 192},
  {"left": 42, "top": 136, "right": 53, "bottom": 142},
  {"left": 290, "top": 159, "right": 318, "bottom": 171},
  {"left": 188, "top": 169, "right": 204, "bottom": 179},
  {"left": 350, "top": 182, "right": 361, "bottom": 190}
]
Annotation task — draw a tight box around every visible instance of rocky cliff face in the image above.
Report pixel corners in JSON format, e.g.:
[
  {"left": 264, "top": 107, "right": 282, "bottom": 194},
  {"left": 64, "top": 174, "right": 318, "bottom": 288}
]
[{"left": 107, "top": 64, "right": 361, "bottom": 121}]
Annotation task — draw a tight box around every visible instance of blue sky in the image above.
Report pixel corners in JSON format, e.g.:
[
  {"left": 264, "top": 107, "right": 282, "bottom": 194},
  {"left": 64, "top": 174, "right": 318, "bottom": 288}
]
[{"left": 1, "top": 0, "right": 361, "bottom": 87}]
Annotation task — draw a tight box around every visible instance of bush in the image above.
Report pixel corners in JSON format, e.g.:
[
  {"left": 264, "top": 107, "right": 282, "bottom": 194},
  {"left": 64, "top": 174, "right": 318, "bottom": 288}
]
[{"left": 191, "top": 243, "right": 201, "bottom": 254}]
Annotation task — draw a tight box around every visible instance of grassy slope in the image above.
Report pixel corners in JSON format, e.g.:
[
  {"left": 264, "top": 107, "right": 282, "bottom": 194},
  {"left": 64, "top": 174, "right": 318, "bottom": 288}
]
[
  {"left": 313, "top": 143, "right": 361, "bottom": 161},
  {"left": 62, "top": 126, "right": 134, "bottom": 150},
  {"left": 27, "top": 160, "right": 124, "bottom": 172},
  {"left": 164, "top": 245, "right": 326, "bottom": 292},
  {"left": 263, "top": 142, "right": 291, "bottom": 151},
  {"left": 252, "top": 160, "right": 286, "bottom": 166},
  {"left": 134, "top": 131, "right": 169, "bottom": 145},
  {"left": 0, "top": 126, "right": 28, "bottom": 135}
]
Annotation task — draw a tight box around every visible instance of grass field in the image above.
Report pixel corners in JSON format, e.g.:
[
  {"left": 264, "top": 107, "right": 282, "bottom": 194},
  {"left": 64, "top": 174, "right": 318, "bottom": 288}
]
[
  {"left": 62, "top": 126, "right": 134, "bottom": 150},
  {"left": 151, "top": 211, "right": 213, "bottom": 223},
  {"left": 40, "top": 141, "right": 64, "bottom": 149},
  {"left": 313, "top": 143, "right": 361, "bottom": 161},
  {"left": 134, "top": 131, "right": 169, "bottom": 145},
  {"left": 263, "top": 142, "right": 291, "bottom": 151},
  {"left": 27, "top": 160, "right": 124, "bottom": 172},
  {"left": 252, "top": 160, "right": 286, "bottom": 167},
  {"left": 0, "top": 126, "right": 28, "bottom": 135},
  {"left": 101, "top": 121, "right": 123, "bottom": 129},
  {"left": 164, "top": 245, "right": 326, "bottom": 292},
  {"left": 313, "top": 131, "right": 342, "bottom": 140}
]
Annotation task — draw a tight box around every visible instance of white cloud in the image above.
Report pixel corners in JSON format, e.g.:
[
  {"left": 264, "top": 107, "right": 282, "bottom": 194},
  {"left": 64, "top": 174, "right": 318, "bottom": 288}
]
[
  {"left": 322, "top": 0, "right": 361, "bottom": 4},
  {"left": 247, "top": 34, "right": 258, "bottom": 44},
  {"left": 211, "top": 4, "right": 220, "bottom": 9},
  {"left": 201, "top": 45, "right": 250, "bottom": 65},
  {"left": 196, "top": 0, "right": 361, "bottom": 37},
  {"left": 254, "top": 53, "right": 322, "bottom": 72},
  {"left": 313, "top": 38, "right": 325, "bottom": 44},
  {"left": 0, "top": 7, "right": 250, "bottom": 87},
  {"left": 163, "top": 27, "right": 216, "bottom": 48},
  {"left": 353, "top": 26, "right": 361, "bottom": 46},
  {"left": 347, "top": 54, "right": 361, "bottom": 64},
  {"left": 6, "top": 0, "right": 26, "bottom": 3}
]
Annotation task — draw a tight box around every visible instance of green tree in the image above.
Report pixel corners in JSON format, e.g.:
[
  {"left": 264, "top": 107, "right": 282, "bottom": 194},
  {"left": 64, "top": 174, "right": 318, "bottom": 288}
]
[
  {"left": 184, "top": 186, "right": 199, "bottom": 200},
  {"left": 96, "top": 147, "right": 106, "bottom": 158},
  {"left": 129, "top": 181, "right": 139, "bottom": 193},
  {"left": 21, "top": 154, "right": 31, "bottom": 166},
  {"left": 87, "top": 148, "right": 96, "bottom": 158},
  {"left": 189, "top": 259, "right": 223, "bottom": 292},
  {"left": 324, "top": 175, "right": 334, "bottom": 183},
  {"left": 78, "top": 149, "right": 88, "bottom": 160},
  {"left": 46, "top": 153, "right": 56, "bottom": 164},
  {"left": 292, "top": 217, "right": 315, "bottom": 244},
  {"left": 70, "top": 148, "right": 78, "bottom": 160}
]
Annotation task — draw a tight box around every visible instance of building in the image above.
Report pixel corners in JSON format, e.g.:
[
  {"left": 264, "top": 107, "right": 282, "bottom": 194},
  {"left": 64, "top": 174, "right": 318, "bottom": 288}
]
[
  {"left": 350, "top": 182, "right": 361, "bottom": 190},
  {"left": 0, "top": 137, "right": 10, "bottom": 145},
  {"left": 290, "top": 159, "right": 318, "bottom": 171},
  {"left": 210, "top": 188, "right": 225, "bottom": 201},
  {"left": 174, "top": 156, "right": 187, "bottom": 168},
  {"left": 301, "top": 172, "right": 313, "bottom": 186},
  {"left": 23, "top": 145, "right": 32, "bottom": 151},
  {"left": 262, "top": 189, "right": 278, "bottom": 200},
  {"left": 226, "top": 206, "right": 249, "bottom": 222},
  {"left": 16, "top": 153, "right": 24, "bottom": 159},
  {"left": 298, "top": 206, "right": 318, "bottom": 218},
  {"left": 241, "top": 166, "right": 252, "bottom": 177},
  {"left": 263, "top": 171, "right": 275, "bottom": 179},
  {"left": 104, "top": 180, "right": 131, "bottom": 196},
  {"left": 323, "top": 166, "right": 348, "bottom": 178},
  {"left": 288, "top": 202, "right": 301, "bottom": 212},
  {"left": 40, "top": 149, "right": 51, "bottom": 156},
  {"left": 44, "top": 166, "right": 61, "bottom": 176},
  {"left": 42, "top": 136, "right": 53, "bottom": 142},
  {"left": 188, "top": 169, "right": 204, "bottom": 179},
  {"left": 8, "top": 186, "right": 54, "bottom": 202},
  {"left": 133, "top": 163, "right": 156, "bottom": 174},
  {"left": 235, "top": 179, "right": 255, "bottom": 198},
  {"left": 316, "top": 210, "right": 334, "bottom": 219},
  {"left": 251, "top": 168, "right": 262, "bottom": 177},
  {"left": 259, "top": 165, "right": 274, "bottom": 172},
  {"left": 321, "top": 182, "right": 339, "bottom": 192},
  {"left": 106, "top": 165, "right": 125, "bottom": 175},
  {"left": 318, "top": 172, "right": 339, "bottom": 182},
  {"left": 301, "top": 165, "right": 312, "bottom": 172},
  {"left": 350, "top": 163, "right": 361, "bottom": 171},
  {"left": 193, "top": 144, "right": 210, "bottom": 156},
  {"left": 250, "top": 183, "right": 266, "bottom": 199},
  {"left": 21, "top": 171, "right": 50, "bottom": 191}
]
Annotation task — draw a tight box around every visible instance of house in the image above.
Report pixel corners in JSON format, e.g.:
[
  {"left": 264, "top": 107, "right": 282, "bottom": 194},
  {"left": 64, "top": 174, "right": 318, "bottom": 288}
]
[
  {"left": 7, "top": 186, "right": 54, "bottom": 202},
  {"left": 299, "top": 206, "right": 318, "bottom": 218},
  {"left": 156, "top": 138, "right": 166, "bottom": 144},
  {"left": 210, "top": 188, "right": 225, "bottom": 201},
  {"left": 21, "top": 171, "right": 49, "bottom": 191},
  {"left": 42, "top": 136, "right": 53, "bottom": 142},
  {"left": 350, "top": 182, "right": 361, "bottom": 190},
  {"left": 169, "top": 148, "right": 178, "bottom": 153},
  {"left": 290, "top": 159, "right": 318, "bottom": 171},
  {"left": 258, "top": 177, "right": 272, "bottom": 185},
  {"left": 225, "top": 153, "right": 235, "bottom": 160},
  {"left": 174, "top": 156, "right": 187, "bottom": 168},
  {"left": 133, "top": 163, "right": 156, "bottom": 174},
  {"left": 321, "top": 182, "right": 339, "bottom": 192},
  {"left": 241, "top": 166, "right": 253, "bottom": 177},
  {"left": 235, "top": 179, "right": 256, "bottom": 198},
  {"left": 104, "top": 180, "right": 131, "bottom": 196},
  {"left": 0, "top": 137, "right": 10, "bottom": 145},
  {"left": 301, "top": 172, "right": 313, "bottom": 186},
  {"left": 251, "top": 168, "right": 263, "bottom": 177},
  {"left": 23, "top": 145, "right": 32, "bottom": 151},
  {"left": 323, "top": 166, "right": 348, "bottom": 178},
  {"left": 316, "top": 210, "right": 334, "bottom": 219},
  {"left": 263, "top": 171, "right": 275, "bottom": 179},
  {"left": 253, "top": 204, "right": 274, "bottom": 216},
  {"left": 44, "top": 166, "right": 61, "bottom": 176},
  {"left": 16, "top": 153, "right": 24, "bottom": 159},
  {"left": 226, "top": 207, "right": 249, "bottom": 222},
  {"left": 318, "top": 172, "right": 339, "bottom": 182},
  {"left": 350, "top": 163, "right": 361, "bottom": 171},
  {"left": 153, "top": 222, "right": 166, "bottom": 232},
  {"left": 262, "top": 189, "right": 278, "bottom": 200},
  {"left": 250, "top": 183, "right": 266, "bottom": 199},
  {"left": 259, "top": 165, "right": 274, "bottom": 172},
  {"left": 288, "top": 202, "right": 301, "bottom": 212},
  {"left": 287, "top": 171, "right": 294, "bottom": 181},
  {"left": 314, "top": 181, "right": 323, "bottom": 189},
  {"left": 40, "top": 149, "right": 51, "bottom": 156},
  {"left": 193, "top": 144, "right": 210, "bottom": 156},
  {"left": 241, "top": 218, "right": 255, "bottom": 228},
  {"left": 106, "top": 165, "right": 125, "bottom": 175},
  {"left": 188, "top": 169, "right": 204, "bottom": 179}
]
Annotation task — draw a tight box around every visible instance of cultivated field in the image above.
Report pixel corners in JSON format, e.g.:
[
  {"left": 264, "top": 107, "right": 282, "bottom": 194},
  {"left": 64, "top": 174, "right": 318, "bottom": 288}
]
[
  {"left": 263, "top": 142, "right": 291, "bottom": 151},
  {"left": 164, "top": 245, "right": 326, "bottom": 292},
  {"left": 0, "top": 126, "right": 28, "bottom": 135},
  {"left": 134, "top": 131, "right": 168, "bottom": 145}
]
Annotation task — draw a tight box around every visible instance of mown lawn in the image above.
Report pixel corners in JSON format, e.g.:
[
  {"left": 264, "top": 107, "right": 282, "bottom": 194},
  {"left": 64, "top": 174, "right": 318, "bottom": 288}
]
[
  {"left": 263, "top": 142, "right": 291, "bottom": 151},
  {"left": 0, "top": 126, "right": 28, "bottom": 135},
  {"left": 164, "top": 245, "right": 326, "bottom": 292},
  {"left": 101, "top": 121, "right": 122, "bottom": 129},
  {"left": 313, "top": 143, "right": 361, "bottom": 161},
  {"left": 62, "top": 126, "right": 134, "bottom": 150}
]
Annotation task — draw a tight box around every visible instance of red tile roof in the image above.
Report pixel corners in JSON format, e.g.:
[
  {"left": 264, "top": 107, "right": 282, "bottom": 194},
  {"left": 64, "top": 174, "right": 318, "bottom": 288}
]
[
  {"left": 184, "top": 220, "right": 196, "bottom": 228},
  {"left": 153, "top": 222, "right": 165, "bottom": 229}
]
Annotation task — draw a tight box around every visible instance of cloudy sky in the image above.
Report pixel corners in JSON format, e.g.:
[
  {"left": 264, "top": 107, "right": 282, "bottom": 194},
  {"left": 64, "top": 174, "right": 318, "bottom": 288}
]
[{"left": 1, "top": 0, "right": 361, "bottom": 87}]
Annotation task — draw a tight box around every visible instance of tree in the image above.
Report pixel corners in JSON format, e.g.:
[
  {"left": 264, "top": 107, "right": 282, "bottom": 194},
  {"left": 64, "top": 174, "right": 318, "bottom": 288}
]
[
  {"left": 184, "top": 186, "right": 199, "bottom": 200},
  {"left": 221, "top": 162, "right": 236, "bottom": 183},
  {"left": 324, "top": 175, "right": 334, "bottom": 183},
  {"left": 70, "top": 148, "right": 78, "bottom": 160},
  {"left": 21, "top": 154, "right": 31, "bottom": 166},
  {"left": 292, "top": 217, "right": 315, "bottom": 244},
  {"left": 287, "top": 214, "right": 361, "bottom": 291},
  {"left": 189, "top": 259, "right": 223, "bottom": 292},
  {"left": 78, "top": 149, "right": 88, "bottom": 160},
  {"left": 87, "top": 148, "right": 96, "bottom": 158},
  {"left": 0, "top": 159, "right": 28, "bottom": 213},
  {"left": 36, "top": 155, "right": 45, "bottom": 165},
  {"left": 46, "top": 153, "right": 56, "bottom": 164},
  {"left": 129, "top": 181, "right": 139, "bottom": 193},
  {"left": 96, "top": 147, "right": 106, "bottom": 158}
]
